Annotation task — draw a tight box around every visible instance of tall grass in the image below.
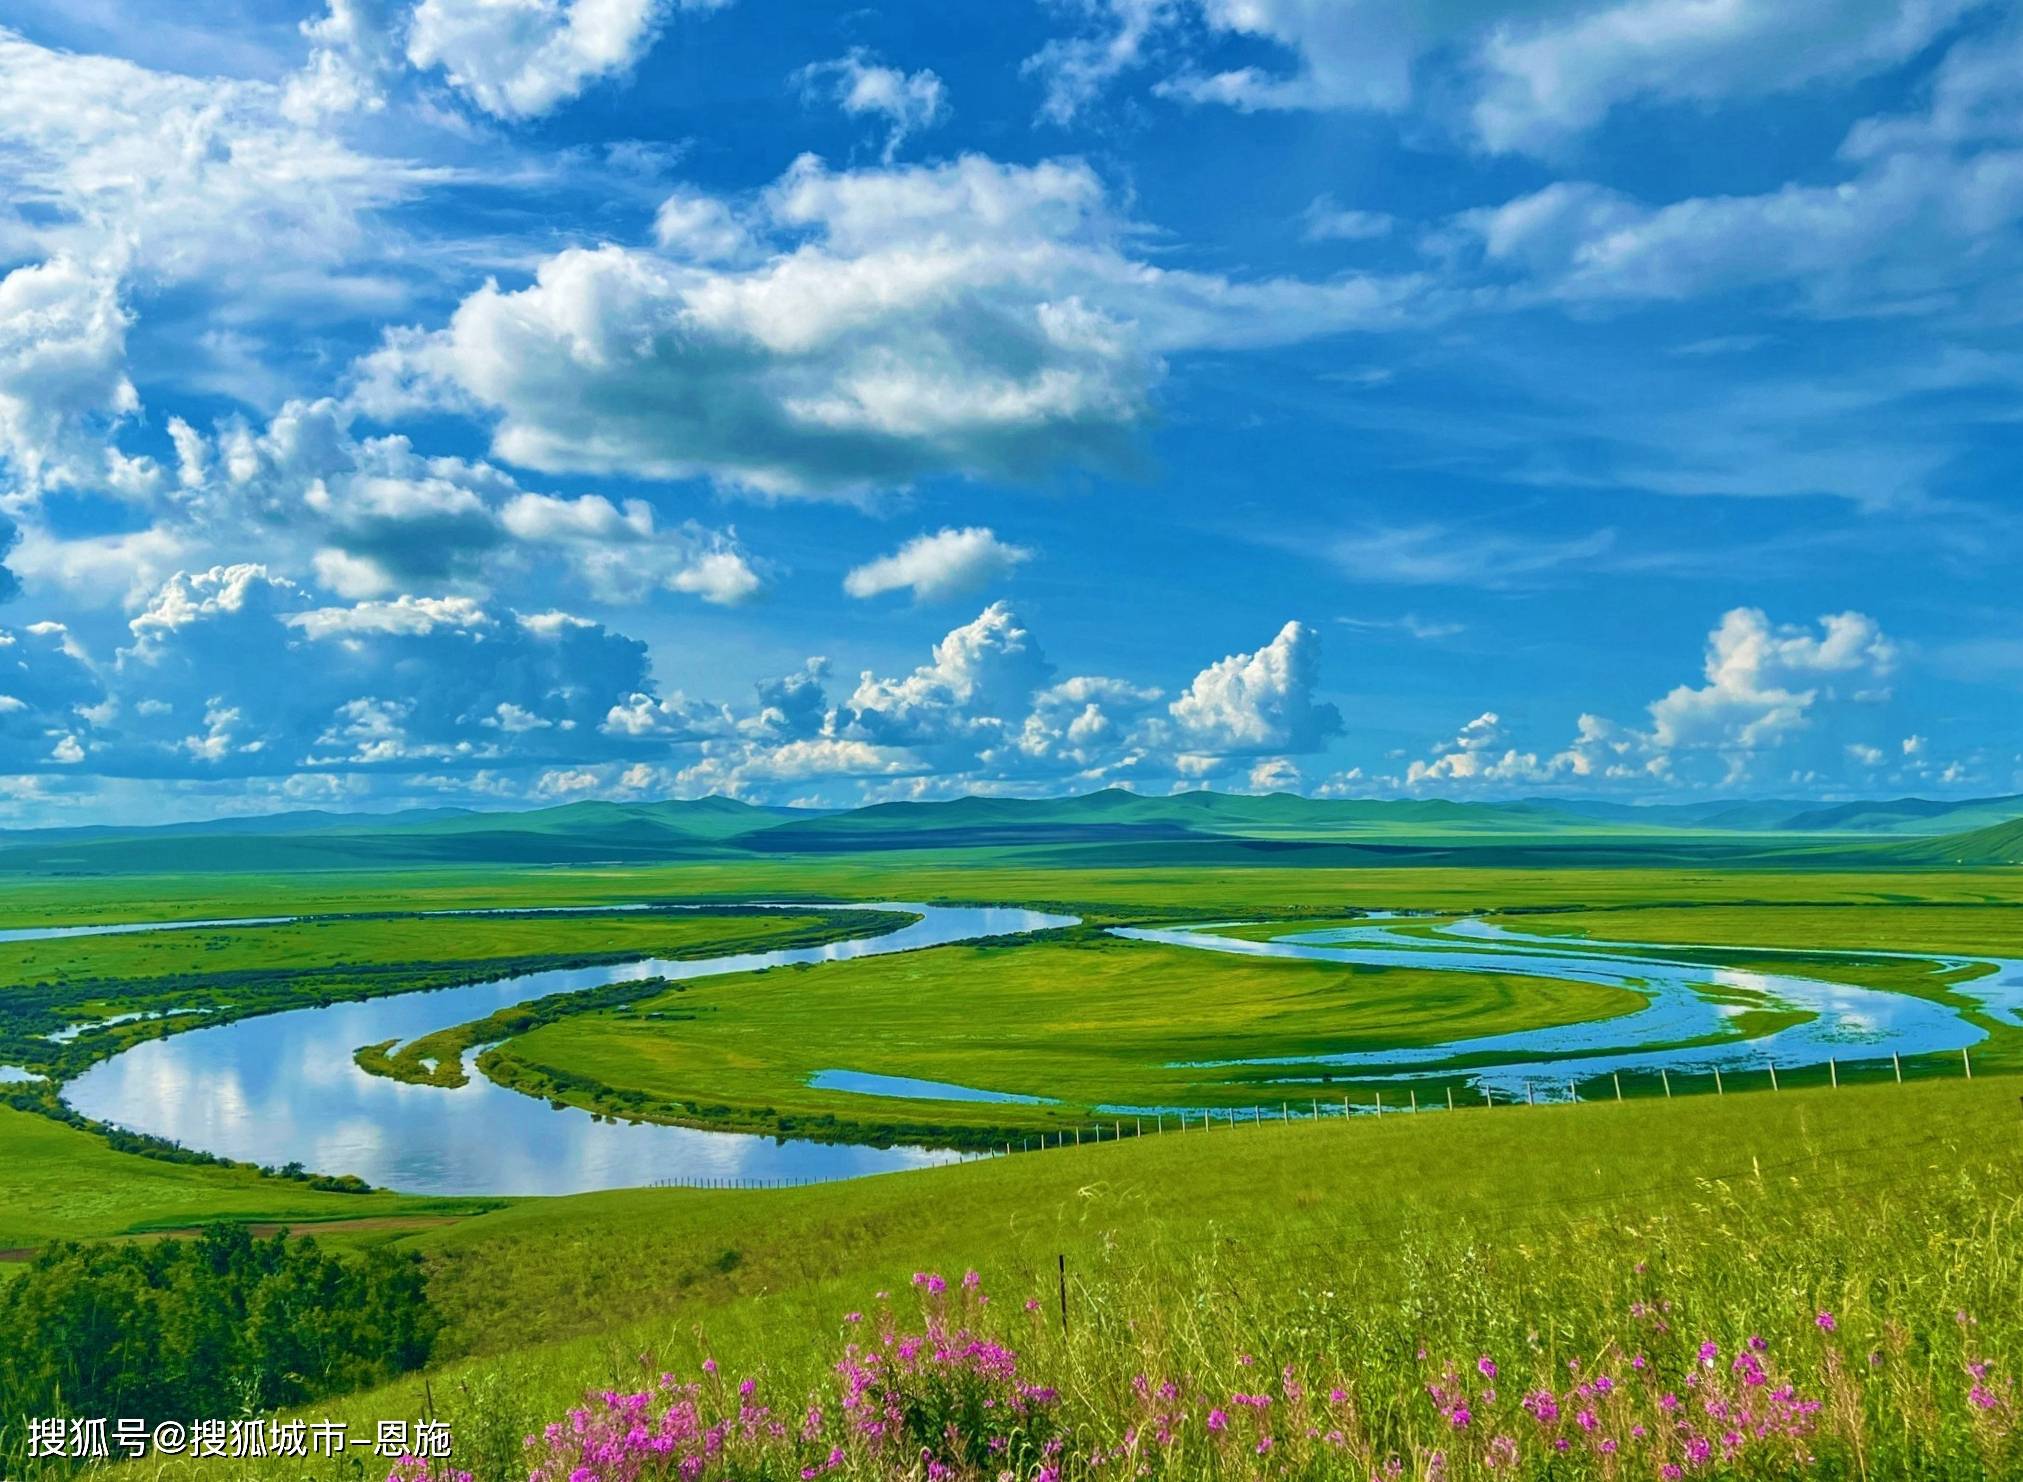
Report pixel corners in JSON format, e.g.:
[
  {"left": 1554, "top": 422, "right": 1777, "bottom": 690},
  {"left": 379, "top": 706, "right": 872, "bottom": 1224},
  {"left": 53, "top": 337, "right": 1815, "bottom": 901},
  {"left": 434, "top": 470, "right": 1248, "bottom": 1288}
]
[
  {"left": 54, "top": 1080, "right": 2023, "bottom": 1482},
  {"left": 492, "top": 1159, "right": 2020, "bottom": 1480}
]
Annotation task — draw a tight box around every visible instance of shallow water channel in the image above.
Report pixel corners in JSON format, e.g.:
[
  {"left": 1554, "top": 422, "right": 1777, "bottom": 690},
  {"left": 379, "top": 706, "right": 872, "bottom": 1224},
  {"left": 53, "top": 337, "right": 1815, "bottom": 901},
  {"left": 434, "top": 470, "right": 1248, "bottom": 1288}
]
[{"left": 1112, "top": 917, "right": 2023, "bottom": 1101}]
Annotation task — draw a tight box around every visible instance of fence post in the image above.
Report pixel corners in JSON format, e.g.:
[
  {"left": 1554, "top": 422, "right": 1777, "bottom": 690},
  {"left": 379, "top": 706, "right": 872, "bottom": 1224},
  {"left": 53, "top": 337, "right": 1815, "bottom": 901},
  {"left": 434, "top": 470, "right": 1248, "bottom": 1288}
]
[
  {"left": 1613, "top": 1071, "right": 1622, "bottom": 1103},
  {"left": 1714, "top": 1067, "right": 1723, "bottom": 1096},
  {"left": 1446, "top": 1086, "right": 1454, "bottom": 1112},
  {"left": 1525, "top": 1081, "right": 1534, "bottom": 1106},
  {"left": 1768, "top": 1061, "right": 1778, "bottom": 1092},
  {"left": 1661, "top": 1068, "right": 1670, "bottom": 1099},
  {"left": 1829, "top": 1058, "right": 1837, "bottom": 1089},
  {"left": 1485, "top": 1087, "right": 1494, "bottom": 1107},
  {"left": 1893, "top": 1052, "right": 1902, "bottom": 1084},
  {"left": 1409, "top": 1089, "right": 1417, "bottom": 1113},
  {"left": 1567, "top": 1080, "right": 1577, "bottom": 1103},
  {"left": 1964, "top": 1047, "right": 1973, "bottom": 1080},
  {"left": 1376, "top": 1092, "right": 1384, "bottom": 1117},
  {"left": 1343, "top": 1094, "right": 1350, "bottom": 1118}
]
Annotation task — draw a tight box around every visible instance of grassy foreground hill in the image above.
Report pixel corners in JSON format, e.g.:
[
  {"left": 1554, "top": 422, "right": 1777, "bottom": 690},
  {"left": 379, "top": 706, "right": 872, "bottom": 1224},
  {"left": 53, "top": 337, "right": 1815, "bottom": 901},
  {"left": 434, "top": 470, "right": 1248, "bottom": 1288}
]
[{"left": 28, "top": 1073, "right": 2016, "bottom": 1482}]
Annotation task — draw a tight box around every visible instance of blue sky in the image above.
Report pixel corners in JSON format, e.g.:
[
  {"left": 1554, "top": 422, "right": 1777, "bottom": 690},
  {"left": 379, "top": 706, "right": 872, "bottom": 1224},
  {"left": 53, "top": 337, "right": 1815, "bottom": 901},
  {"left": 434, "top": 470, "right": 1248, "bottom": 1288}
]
[{"left": 1, "top": 0, "right": 2019, "bottom": 823}]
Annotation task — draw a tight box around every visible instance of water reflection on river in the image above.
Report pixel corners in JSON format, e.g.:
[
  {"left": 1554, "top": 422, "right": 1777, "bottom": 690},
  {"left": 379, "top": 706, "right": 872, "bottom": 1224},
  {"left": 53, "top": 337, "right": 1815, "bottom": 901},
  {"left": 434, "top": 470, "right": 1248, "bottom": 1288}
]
[
  {"left": 1116, "top": 917, "right": 2023, "bottom": 1100},
  {"left": 62, "top": 903, "right": 1074, "bottom": 1195}
]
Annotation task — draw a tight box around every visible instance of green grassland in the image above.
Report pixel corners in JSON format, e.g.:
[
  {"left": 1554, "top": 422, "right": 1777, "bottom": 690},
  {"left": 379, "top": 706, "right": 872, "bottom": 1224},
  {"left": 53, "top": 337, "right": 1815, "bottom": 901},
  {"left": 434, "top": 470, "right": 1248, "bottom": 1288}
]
[
  {"left": 7, "top": 863, "right": 2022, "bottom": 1153},
  {"left": 450, "top": 882, "right": 2023, "bottom": 1143},
  {"left": 0, "top": 907, "right": 918, "bottom": 990},
  {"left": 1486, "top": 899, "right": 2023, "bottom": 955},
  {"left": 6, "top": 858, "right": 2023, "bottom": 930},
  {"left": 0, "top": 907, "right": 912, "bottom": 1079},
  {"left": 482, "top": 933, "right": 1641, "bottom": 1140},
  {"left": 57, "top": 1073, "right": 2023, "bottom": 1481},
  {"left": 3, "top": 798, "right": 2022, "bottom": 1476},
  {"left": 0, "top": 1107, "right": 494, "bottom": 1252}
]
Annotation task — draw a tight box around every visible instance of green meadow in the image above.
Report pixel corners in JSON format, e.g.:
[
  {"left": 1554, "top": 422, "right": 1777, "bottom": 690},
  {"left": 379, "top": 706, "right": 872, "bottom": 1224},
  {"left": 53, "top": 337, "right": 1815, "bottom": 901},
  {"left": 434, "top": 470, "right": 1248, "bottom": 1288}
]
[
  {"left": 20, "top": 1075, "right": 2018, "bottom": 1481},
  {"left": 4, "top": 791, "right": 2023, "bottom": 1477},
  {"left": 0, "top": 1106, "right": 492, "bottom": 1253},
  {"left": 486, "top": 934, "right": 1636, "bottom": 1139}
]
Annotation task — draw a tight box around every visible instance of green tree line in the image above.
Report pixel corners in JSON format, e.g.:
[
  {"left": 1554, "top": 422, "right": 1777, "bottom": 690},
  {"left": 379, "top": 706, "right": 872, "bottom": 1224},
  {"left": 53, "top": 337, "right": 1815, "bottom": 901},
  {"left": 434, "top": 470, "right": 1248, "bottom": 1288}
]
[{"left": 1, "top": 1225, "right": 437, "bottom": 1459}]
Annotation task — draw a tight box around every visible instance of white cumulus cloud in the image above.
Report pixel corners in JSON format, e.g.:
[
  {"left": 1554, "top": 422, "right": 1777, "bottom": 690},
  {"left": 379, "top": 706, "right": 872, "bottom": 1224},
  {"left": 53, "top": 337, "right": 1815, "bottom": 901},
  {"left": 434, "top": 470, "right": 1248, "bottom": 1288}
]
[
  {"left": 1647, "top": 608, "right": 1896, "bottom": 752},
  {"left": 349, "top": 151, "right": 1418, "bottom": 498},
  {"left": 406, "top": 0, "right": 720, "bottom": 119},
  {"left": 843, "top": 527, "right": 1032, "bottom": 603},
  {"left": 1169, "top": 619, "right": 1341, "bottom": 755}
]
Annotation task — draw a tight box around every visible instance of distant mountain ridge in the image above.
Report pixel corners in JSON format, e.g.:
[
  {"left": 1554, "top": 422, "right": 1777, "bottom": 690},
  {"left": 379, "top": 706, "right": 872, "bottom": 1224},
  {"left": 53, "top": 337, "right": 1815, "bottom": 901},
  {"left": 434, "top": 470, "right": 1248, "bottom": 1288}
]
[
  {"left": 1, "top": 787, "right": 2018, "bottom": 873},
  {"left": 734, "top": 789, "right": 1608, "bottom": 852}
]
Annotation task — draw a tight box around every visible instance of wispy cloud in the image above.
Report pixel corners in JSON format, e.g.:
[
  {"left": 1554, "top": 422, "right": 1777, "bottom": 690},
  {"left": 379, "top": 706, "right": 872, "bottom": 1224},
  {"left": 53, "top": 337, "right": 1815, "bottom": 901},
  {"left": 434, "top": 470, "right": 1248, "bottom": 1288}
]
[
  {"left": 1319, "top": 524, "right": 1618, "bottom": 588},
  {"left": 1335, "top": 613, "right": 1464, "bottom": 640}
]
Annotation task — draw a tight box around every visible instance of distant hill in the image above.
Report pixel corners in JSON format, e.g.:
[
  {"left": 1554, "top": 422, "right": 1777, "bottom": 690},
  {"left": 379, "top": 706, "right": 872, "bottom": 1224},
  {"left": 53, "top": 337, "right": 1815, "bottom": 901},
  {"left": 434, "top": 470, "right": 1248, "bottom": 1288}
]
[
  {"left": 1536, "top": 793, "right": 2023, "bottom": 836},
  {"left": 737, "top": 789, "right": 1603, "bottom": 852},
  {"left": 1779, "top": 794, "right": 2023, "bottom": 835},
  {"left": 3, "top": 786, "right": 2020, "bottom": 875},
  {"left": 1536, "top": 798, "right": 1824, "bottom": 831},
  {"left": 0, "top": 797, "right": 805, "bottom": 873},
  {"left": 0, "top": 806, "right": 480, "bottom": 842},
  {"left": 1889, "top": 817, "right": 2023, "bottom": 867}
]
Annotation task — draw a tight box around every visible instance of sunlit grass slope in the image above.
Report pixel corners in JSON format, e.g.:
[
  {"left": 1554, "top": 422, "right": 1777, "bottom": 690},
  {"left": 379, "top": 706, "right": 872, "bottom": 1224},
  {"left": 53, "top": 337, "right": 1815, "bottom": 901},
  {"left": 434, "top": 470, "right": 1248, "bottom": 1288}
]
[
  {"left": 0, "top": 1107, "right": 491, "bottom": 1252},
  {"left": 105, "top": 1073, "right": 2023, "bottom": 1481}
]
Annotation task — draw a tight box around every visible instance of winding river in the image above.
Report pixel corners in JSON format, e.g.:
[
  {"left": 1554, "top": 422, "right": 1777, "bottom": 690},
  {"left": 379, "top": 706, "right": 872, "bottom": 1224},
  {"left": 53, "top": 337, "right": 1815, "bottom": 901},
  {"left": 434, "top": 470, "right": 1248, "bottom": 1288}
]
[
  {"left": 54, "top": 903, "right": 1075, "bottom": 1197},
  {"left": 1112, "top": 917, "right": 2023, "bottom": 1101},
  {"left": 21, "top": 904, "right": 2023, "bottom": 1193}
]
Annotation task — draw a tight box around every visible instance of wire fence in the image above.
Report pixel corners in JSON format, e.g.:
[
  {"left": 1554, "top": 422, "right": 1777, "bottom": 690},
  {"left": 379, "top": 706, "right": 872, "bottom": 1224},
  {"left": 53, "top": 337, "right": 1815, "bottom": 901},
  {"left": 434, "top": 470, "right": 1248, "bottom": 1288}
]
[{"left": 638, "top": 1046, "right": 1998, "bottom": 1191}]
